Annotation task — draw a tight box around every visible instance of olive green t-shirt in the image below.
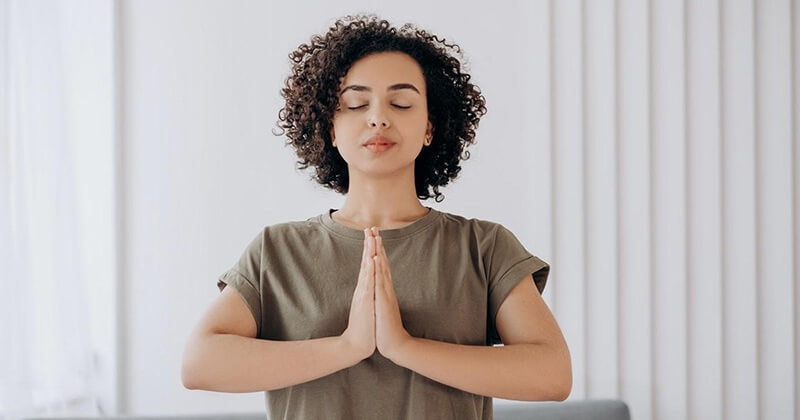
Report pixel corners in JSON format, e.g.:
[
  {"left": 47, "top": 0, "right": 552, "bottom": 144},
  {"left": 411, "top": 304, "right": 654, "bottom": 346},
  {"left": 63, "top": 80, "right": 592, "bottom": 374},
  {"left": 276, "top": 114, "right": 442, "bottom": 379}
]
[{"left": 216, "top": 206, "right": 550, "bottom": 420}]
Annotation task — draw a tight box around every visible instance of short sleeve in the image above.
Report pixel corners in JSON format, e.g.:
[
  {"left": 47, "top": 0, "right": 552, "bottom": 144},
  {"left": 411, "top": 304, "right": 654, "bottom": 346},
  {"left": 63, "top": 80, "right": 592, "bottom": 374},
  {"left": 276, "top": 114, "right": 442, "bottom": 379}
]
[
  {"left": 216, "top": 229, "right": 264, "bottom": 337},
  {"left": 486, "top": 224, "right": 550, "bottom": 346}
]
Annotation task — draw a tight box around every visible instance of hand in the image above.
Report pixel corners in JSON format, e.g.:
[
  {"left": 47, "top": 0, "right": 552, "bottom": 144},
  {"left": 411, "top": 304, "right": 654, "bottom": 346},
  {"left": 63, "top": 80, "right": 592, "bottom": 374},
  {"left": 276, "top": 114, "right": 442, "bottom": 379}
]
[
  {"left": 371, "top": 227, "right": 412, "bottom": 362},
  {"left": 341, "top": 228, "right": 377, "bottom": 362}
]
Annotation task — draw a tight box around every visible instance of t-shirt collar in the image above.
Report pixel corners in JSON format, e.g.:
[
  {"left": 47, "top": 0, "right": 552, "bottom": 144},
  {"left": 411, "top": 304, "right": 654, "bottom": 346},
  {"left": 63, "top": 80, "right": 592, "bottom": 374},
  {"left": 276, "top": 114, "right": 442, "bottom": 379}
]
[{"left": 319, "top": 206, "right": 441, "bottom": 240}]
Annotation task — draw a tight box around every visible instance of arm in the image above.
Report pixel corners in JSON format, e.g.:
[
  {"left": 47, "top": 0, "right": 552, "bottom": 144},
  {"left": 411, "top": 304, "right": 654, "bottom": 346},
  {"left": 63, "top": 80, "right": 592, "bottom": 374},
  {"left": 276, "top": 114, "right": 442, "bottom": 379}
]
[
  {"left": 183, "top": 333, "right": 357, "bottom": 393},
  {"left": 181, "top": 286, "right": 361, "bottom": 392},
  {"left": 392, "top": 339, "right": 568, "bottom": 401},
  {"left": 390, "top": 274, "right": 572, "bottom": 401}
]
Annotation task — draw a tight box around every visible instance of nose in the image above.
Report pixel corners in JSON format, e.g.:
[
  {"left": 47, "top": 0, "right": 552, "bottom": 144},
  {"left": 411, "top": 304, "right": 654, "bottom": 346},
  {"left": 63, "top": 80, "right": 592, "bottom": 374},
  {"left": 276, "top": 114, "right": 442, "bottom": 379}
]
[{"left": 367, "top": 106, "right": 390, "bottom": 128}]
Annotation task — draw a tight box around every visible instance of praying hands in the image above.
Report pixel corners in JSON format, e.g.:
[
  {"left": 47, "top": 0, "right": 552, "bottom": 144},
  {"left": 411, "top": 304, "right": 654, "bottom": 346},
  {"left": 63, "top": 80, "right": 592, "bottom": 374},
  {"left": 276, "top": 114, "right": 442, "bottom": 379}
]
[{"left": 340, "top": 227, "right": 411, "bottom": 363}]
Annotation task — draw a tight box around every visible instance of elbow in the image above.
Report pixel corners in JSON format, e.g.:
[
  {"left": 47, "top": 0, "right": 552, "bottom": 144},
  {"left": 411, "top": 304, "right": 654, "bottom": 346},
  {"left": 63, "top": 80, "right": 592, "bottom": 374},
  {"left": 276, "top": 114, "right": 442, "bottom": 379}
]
[
  {"left": 555, "top": 359, "right": 573, "bottom": 401},
  {"left": 536, "top": 345, "right": 572, "bottom": 402},
  {"left": 552, "top": 342, "right": 572, "bottom": 401},
  {"left": 181, "top": 357, "right": 200, "bottom": 390},
  {"left": 536, "top": 379, "right": 570, "bottom": 402},
  {"left": 539, "top": 375, "right": 571, "bottom": 402},
  {"left": 181, "top": 341, "right": 205, "bottom": 390},
  {"left": 555, "top": 377, "right": 572, "bottom": 401},
  {"left": 524, "top": 371, "right": 572, "bottom": 402},
  {"left": 516, "top": 342, "right": 574, "bottom": 401},
  {"left": 181, "top": 331, "right": 222, "bottom": 391},
  {"left": 181, "top": 363, "right": 198, "bottom": 390}
]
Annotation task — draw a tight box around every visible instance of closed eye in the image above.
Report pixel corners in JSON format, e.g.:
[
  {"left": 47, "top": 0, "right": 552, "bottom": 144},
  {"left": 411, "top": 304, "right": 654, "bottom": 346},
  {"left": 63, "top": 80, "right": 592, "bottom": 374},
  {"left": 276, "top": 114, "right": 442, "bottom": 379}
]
[{"left": 347, "top": 105, "right": 411, "bottom": 110}]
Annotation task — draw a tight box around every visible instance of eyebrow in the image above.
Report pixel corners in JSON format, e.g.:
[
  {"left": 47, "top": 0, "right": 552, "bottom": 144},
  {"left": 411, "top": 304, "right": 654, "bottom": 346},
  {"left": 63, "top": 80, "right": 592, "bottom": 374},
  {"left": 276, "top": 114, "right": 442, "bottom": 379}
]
[{"left": 340, "top": 83, "right": 420, "bottom": 95}]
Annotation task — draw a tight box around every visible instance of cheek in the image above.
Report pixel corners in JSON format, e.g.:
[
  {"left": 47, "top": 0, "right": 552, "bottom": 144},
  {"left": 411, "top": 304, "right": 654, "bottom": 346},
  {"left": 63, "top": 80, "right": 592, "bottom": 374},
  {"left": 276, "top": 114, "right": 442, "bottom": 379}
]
[
  {"left": 332, "top": 113, "right": 360, "bottom": 128},
  {"left": 330, "top": 117, "right": 354, "bottom": 139}
]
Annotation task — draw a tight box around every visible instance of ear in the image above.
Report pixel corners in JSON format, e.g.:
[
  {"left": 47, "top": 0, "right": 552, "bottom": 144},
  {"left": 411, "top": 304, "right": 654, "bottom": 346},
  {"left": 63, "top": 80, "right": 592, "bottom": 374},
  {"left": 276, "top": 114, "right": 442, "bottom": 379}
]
[{"left": 330, "top": 128, "right": 336, "bottom": 147}]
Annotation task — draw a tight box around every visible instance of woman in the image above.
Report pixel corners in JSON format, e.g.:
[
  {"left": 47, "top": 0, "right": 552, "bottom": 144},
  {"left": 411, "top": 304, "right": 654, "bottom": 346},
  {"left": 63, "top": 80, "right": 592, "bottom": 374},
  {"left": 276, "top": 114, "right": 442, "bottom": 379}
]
[{"left": 182, "top": 13, "right": 571, "bottom": 419}]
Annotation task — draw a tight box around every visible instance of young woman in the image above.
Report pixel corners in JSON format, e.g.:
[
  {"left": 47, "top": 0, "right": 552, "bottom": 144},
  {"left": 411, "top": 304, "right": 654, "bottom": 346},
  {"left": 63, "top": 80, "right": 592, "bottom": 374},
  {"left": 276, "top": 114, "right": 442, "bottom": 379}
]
[{"left": 182, "top": 13, "right": 571, "bottom": 419}]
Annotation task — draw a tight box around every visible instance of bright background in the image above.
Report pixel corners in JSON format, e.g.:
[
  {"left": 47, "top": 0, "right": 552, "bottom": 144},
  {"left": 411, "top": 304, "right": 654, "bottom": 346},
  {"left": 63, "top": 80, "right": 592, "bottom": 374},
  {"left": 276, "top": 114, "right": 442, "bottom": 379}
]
[{"left": 1, "top": 1, "right": 798, "bottom": 420}]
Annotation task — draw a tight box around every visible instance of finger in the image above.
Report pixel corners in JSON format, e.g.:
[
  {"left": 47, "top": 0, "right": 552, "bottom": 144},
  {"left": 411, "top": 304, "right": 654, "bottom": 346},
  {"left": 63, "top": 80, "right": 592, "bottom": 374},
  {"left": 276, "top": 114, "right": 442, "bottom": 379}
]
[
  {"left": 372, "top": 252, "right": 381, "bottom": 287},
  {"left": 373, "top": 255, "right": 385, "bottom": 303},
  {"left": 377, "top": 235, "right": 388, "bottom": 263},
  {"left": 377, "top": 253, "right": 390, "bottom": 295},
  {"left": 376, "top": 236, "right": 389, "bottom": 278},
  {"left": 374, "top": 236, "right": 384, "bottom": 281},
  {"left": 361, "top": 230, "right": 376, "bottom": 295},
  {"left": 376, "top": 269, "right": 392, "bottom": 306},
  {"left": 367, "top": 253, "right": 375, "bottom": 291},
  {"left": 376, "top": 236, "right": 396, "bottom": 298},
  {"left": 369, "top": 249, "right": 376, "bottom": 298},
  {"left": 364, "top": 228, "right": 375, "bottom": 259}
]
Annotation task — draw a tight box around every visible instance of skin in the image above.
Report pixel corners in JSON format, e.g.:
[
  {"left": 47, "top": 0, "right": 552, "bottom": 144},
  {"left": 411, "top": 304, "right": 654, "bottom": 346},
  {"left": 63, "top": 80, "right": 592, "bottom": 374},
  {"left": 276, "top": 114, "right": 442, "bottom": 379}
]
[
  {"left": 369, "top": 226, "right": 410, "bottom": 361},
  {"left": 328, "top": 51, "right": 434, "bottom": 230}
]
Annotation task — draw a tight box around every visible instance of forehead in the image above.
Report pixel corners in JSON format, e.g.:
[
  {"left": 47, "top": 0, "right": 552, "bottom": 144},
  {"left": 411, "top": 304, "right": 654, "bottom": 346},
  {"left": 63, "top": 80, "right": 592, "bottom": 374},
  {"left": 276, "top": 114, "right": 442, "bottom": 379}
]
[{"left": 339, "top": 52, "right": 425, "bottom": 94}]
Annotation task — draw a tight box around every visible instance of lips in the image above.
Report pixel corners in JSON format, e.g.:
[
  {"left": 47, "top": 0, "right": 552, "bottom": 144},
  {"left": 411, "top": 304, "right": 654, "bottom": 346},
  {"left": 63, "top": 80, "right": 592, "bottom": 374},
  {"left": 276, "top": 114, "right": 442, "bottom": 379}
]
[
  {"left": 365, "top": 142, "right": 395, "bottom": 153},
  {"left": 363, "top": 134, "right": 396, "bottom": 147}
]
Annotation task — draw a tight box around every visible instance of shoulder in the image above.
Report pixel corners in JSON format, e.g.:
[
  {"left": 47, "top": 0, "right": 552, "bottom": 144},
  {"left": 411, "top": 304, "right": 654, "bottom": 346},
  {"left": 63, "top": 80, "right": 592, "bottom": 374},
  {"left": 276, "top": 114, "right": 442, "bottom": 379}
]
[
  {"left": 255, "top": 213, "right": 331, "bottom": 245},
  {"left": 437, "top": 210, "right": 508, "bottom": 239},
  {"left": 437, "top": 210, "right": 533, "bottom": 260},
  {"left": 262, "top": 217, "right": 319, "bottom": 235}
]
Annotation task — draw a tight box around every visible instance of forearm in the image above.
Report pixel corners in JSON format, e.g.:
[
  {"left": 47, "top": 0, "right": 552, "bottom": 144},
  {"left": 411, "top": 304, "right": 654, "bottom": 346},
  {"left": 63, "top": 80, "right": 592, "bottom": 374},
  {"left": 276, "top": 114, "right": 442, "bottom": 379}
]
[
  {"left": 182, "top": 333, "right": 359, "bottom": 393},
  {"left": 392, "top": 338, "right": 571, "bottom": 401}
]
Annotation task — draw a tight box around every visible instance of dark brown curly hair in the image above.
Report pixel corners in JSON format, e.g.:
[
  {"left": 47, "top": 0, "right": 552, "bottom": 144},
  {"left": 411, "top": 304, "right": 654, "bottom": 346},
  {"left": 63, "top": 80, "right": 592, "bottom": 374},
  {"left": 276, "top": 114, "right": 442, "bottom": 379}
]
[{"left": 273, "top": 13, "right": 487, "bottom": 203}]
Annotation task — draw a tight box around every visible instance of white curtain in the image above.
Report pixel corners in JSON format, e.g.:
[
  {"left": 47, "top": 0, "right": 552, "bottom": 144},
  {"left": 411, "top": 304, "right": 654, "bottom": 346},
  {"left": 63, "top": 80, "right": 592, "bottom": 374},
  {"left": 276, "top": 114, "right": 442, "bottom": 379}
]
[
  {"left": 0, "top": 1, "right": 115, "bottom": 419},
  {"left": 538, "top": 1, "right": 798, "bottom": 419}
]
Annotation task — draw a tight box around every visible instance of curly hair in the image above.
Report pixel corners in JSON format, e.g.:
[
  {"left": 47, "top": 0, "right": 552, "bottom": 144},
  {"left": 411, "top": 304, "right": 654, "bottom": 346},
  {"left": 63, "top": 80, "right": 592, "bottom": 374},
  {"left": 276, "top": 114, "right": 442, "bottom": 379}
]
[{"left": 273, "top": 13, "right": 487, "bottom": 203}]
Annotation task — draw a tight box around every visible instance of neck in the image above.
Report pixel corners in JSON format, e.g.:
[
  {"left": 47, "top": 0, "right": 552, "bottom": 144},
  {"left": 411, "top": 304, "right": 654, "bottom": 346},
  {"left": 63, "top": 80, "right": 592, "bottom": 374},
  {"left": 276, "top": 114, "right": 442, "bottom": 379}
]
[{"left": 333, "top": 166, "right": 429, "bottom": 230}]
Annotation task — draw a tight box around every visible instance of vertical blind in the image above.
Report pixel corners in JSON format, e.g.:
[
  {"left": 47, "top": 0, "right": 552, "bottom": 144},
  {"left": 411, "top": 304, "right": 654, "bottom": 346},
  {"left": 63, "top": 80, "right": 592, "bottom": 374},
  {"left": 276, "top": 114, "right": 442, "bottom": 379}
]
[{"left": 523, "top": 1, "right": 798, "bottom": 419}]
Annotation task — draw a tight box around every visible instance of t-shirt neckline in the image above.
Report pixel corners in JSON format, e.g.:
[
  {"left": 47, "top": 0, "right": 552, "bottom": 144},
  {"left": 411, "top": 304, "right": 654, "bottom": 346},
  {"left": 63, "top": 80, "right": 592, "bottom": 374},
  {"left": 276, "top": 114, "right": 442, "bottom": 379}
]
[{"left": 320, "top": 206, "right": 441, "bottom": 240}]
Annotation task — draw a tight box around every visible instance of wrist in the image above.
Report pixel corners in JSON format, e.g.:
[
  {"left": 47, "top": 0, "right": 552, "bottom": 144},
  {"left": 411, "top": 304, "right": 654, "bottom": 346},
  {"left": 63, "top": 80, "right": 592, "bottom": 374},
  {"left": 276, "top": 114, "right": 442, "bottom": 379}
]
[
  {"left": 338, "top": 334, "right": 370, "bottom": 366},
  {"left": 385, "top": 334, "right": 415, "bottom": 365}
]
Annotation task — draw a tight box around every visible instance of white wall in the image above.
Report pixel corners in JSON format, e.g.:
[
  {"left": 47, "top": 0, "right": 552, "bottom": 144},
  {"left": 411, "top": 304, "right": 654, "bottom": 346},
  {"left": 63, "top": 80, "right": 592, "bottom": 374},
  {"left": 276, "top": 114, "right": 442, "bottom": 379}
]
[{"left": 119, "top": 1, "right": 799, "bottom": 419}]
